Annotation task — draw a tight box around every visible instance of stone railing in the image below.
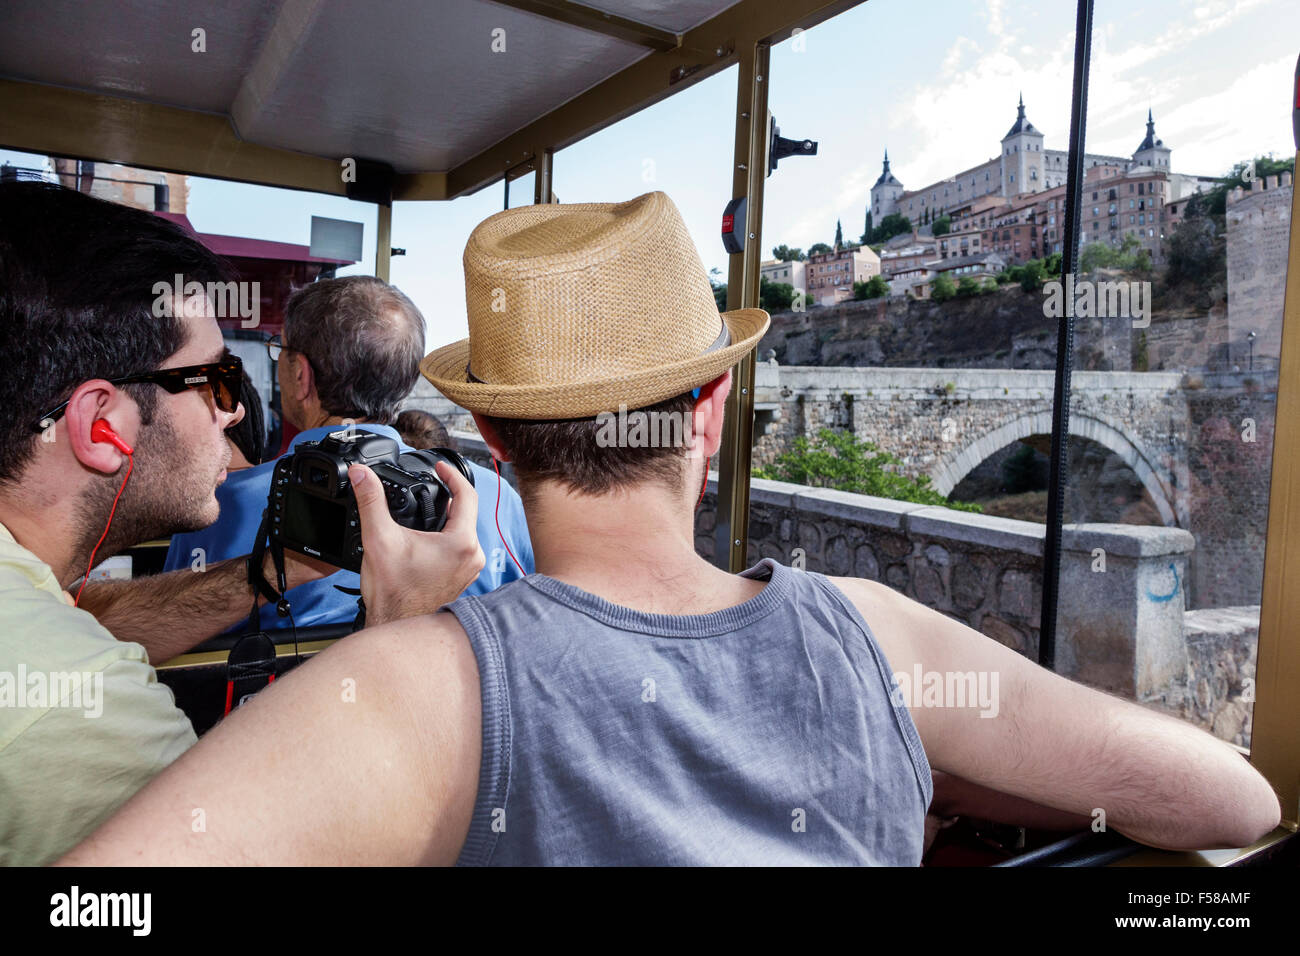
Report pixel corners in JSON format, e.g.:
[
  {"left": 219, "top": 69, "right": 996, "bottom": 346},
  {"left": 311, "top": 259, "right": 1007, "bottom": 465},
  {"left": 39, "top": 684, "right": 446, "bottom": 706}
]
[{"left": 695, "top": 475, "right": 1256, "bottom": 745}]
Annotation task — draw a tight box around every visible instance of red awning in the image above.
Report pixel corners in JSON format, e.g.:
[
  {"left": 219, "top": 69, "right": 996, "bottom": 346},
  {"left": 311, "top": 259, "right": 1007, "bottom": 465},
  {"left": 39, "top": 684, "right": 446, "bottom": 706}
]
[{"left": 153, "top": 211, "right": 355, "bottom": 265}]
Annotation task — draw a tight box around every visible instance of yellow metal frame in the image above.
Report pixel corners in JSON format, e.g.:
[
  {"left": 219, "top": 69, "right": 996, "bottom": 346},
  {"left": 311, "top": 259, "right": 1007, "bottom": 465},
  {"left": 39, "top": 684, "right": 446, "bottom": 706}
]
[
  {"left": 4, "top": 0, "right": 1298, "bottom": 866},
  {"left": 157, "top": 639, "right": 339, "bottom": 670},
  {"left": 713, "top": 41, "right": 770, "bottom": 571},
  {"left": 1234, "top": 163, "right": 1300, "bottom": 827}
]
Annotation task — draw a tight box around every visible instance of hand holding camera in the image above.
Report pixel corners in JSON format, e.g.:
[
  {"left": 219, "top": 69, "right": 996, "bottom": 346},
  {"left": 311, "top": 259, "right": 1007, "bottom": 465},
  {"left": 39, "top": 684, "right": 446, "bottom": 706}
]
[
  {"left": 347, "top": 457, "right": 483, "bottom": 625},
  {"left": 268, "top": 431, "right": 485, "bottom": 625}
]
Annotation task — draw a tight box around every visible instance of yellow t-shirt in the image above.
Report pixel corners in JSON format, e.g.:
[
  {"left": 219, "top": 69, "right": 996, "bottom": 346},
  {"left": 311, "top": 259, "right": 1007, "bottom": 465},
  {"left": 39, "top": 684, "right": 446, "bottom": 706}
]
[{"left": 0, "top": 522, "right": 196, "bottom": 865}]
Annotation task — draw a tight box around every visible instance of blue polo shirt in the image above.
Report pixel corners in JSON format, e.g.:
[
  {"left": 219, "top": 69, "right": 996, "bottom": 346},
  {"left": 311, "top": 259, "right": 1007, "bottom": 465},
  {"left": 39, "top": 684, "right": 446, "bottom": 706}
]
[{"left": 163, "top": 424, "right": 534, "bottom": 632}]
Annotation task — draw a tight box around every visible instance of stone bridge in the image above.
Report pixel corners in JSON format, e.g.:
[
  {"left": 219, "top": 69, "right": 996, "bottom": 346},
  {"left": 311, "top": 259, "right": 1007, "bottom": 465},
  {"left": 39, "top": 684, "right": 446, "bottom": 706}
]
[{"left": 753, "top": 364, "right": 1191, "bottom": 528}]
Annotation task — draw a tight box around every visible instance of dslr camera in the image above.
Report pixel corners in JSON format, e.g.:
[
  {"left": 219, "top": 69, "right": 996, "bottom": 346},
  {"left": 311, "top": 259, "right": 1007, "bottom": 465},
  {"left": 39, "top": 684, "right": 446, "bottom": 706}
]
[{"left": 268, "top": 429, "right": 473, "bottom": 572}]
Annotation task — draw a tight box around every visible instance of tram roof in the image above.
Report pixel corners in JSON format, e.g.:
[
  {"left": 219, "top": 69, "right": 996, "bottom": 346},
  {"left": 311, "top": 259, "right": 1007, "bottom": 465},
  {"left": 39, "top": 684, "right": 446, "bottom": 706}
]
[{"left": 0, "top": 0, "right": 861, "bottom": 201}]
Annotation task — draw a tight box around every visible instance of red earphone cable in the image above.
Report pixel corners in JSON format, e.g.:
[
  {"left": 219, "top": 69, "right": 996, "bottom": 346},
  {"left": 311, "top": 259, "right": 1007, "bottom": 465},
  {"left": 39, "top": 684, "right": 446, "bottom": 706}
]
[
  {"left": 73, "top": 454, "right": 133, "bottom": 607},
  {"left": 696, "top": 455, "right": 711, "bottom": 508},
  {"left": 492, "top": 457, "right": 526, "bottom": 576}
]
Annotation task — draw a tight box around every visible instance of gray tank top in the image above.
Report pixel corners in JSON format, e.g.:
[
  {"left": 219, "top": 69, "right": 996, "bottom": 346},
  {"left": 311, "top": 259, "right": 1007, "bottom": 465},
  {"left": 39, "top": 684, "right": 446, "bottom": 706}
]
[{"left": 446, "top": 558, "right": 932, "bottom": 865}]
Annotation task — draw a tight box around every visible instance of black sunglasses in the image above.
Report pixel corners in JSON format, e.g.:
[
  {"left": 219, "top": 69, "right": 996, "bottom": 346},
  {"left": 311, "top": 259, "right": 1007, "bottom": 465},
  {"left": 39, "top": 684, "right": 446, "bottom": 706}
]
[{"left": 32, "top": 357, "right": 244, "bottom": 433}]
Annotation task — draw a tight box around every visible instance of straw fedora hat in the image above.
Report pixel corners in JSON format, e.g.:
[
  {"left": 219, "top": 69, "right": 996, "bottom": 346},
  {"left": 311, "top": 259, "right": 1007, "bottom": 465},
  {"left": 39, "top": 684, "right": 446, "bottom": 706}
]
[{"left": 420, "top": 191, "right": 769, "bottom": 419}]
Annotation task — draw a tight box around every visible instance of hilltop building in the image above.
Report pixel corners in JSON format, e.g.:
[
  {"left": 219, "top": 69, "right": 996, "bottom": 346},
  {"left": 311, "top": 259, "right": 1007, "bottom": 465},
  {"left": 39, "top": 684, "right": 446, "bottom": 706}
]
[{"left": 869, "top": 96, "right": 1220, "bottom": 266}]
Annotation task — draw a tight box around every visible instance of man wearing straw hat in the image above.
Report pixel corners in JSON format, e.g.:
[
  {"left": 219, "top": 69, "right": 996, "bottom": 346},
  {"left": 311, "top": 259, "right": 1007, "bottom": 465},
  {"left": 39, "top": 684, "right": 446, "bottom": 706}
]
[{"left": 64, "top": 192, "right": 1280, "bottom": 865}]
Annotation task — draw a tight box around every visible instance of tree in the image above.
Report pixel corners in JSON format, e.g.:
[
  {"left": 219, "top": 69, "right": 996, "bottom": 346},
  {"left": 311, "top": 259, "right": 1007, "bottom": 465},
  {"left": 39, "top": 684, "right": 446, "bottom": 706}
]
[
  {"left": 867, "top": 213, "right": 911, "bottom": 244},
  {"left": 755, "top": 428, "right": 982, "bottom": 512},
  {"left": 1165, "top": 211, "right": 1220, "bottom": 287},
  {"left": 1018, "top": 259, "right": 1045, "bottom": 293},
  {"left": 861, "top": 208, "right": 873, "bottom": 244},
  {"left": 807, "top": 242, "right": 833, "bottom": 257},
  {"left": 932, "top": 215, "right": 951, "bottom": 237},
  {"left": 1134, "top": 330, "right": 1149, "bottom": 372},
  {"left": 955, "top": 276, "right": 981, "bottom": 298},
  {"left": 1079, "top": 235, "right": 1152, "bottom": 275},
  {"left": 759, "top": 276, "right": 796, "bottom": 313},
  {"left": 980, "top": 277, "right": 999, "bottom": 294},
  {"left": 834, "top": 219, "right": 844, "bottom": 249},
  {"left": 708, "top": 267, "right": 727, "bottom": 310},
  {"left": 853, "top": 274, "right": 890, "bottom": 300},
  {"left": 1200, "top": 155, "right": 1294, "bottom": 215},
  {"left": 771, "top": 244, "right": 805, "bottom": 262},
  {"left": 930, "top": 274, "right": 956, "bottom": 302}
]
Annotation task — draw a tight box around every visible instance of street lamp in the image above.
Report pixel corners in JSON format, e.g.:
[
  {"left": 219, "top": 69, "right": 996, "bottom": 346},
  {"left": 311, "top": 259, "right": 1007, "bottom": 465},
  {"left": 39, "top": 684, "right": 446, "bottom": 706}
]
[{"left": 1248, "top": 330, "right": 1257, "bottom": 372}]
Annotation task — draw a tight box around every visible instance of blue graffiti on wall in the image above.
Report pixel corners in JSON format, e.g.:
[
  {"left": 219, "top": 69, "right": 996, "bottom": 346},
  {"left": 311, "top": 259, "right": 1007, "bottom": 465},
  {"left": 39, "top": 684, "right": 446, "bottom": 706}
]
[{"left": 1145, "top": 562, "right": 1180, "bottom": 603}]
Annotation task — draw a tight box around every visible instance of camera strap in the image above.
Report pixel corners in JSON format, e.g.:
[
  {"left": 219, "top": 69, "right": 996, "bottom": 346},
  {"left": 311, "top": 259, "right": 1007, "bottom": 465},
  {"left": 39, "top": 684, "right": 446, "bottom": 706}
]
[
  {"left": 246, "top": 508, "right": 291, "bottom": 631},
  {"left": 247, "top": 508, "right": 369, "bottom": 632}
]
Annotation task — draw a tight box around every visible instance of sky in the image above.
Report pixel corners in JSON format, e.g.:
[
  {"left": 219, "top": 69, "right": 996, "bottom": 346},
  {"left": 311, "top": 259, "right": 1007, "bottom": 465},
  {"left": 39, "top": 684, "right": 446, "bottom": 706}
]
[{"left": 4, "top": 0, "right": 1297, "bottom": 351}]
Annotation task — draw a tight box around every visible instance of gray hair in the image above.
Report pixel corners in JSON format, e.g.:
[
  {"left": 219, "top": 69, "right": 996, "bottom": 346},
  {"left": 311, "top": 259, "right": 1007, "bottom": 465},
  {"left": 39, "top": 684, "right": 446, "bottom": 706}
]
[{"left": 284, "top": 276, "right": 426, "bottom": 425}]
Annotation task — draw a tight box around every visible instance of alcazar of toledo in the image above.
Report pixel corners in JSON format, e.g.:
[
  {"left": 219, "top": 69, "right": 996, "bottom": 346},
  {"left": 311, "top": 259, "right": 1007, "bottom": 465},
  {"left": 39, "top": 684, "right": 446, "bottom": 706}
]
[{"left": 870, "top": 95, "right": 1223, "bottom": 268}]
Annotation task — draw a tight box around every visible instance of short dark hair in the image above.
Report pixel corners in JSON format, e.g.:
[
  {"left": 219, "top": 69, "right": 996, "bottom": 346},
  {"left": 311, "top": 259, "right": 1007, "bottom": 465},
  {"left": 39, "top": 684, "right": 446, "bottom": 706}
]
[
  {"left": 284, "top": 276, "right": 425, "bottom": 425},
  {"left": 484, "top": 389, "right": 699, "bottom": 499},
  {"left": 224, "top": 348, "right": 266, "bottom": 465},
  {"left": 0, "top": 182, "right": 232, "bottom": 485},
  {"left": 395, "top": 408, "right": 452, "bottom": 450}
]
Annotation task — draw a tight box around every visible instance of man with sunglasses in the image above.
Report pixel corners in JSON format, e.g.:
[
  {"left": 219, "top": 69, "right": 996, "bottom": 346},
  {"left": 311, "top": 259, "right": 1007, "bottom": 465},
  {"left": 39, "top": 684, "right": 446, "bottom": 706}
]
[
  {"left": 0, "top": 183, "right": 485, "bottom": 864},
  {"left": 0, "top": 182, "right": 252, "bottom": 864}
]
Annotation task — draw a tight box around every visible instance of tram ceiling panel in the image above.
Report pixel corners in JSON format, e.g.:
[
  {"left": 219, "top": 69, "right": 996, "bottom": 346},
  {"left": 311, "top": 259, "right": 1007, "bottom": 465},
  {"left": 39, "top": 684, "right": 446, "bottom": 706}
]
[{"left": 0, "top": 0, "right": 863, "bottom": 199}]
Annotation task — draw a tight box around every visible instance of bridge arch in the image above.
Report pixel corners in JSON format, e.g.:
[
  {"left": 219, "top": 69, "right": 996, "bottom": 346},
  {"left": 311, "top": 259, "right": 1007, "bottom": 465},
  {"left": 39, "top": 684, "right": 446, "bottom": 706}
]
[{"left": 930, "top": 409, "right": 1180, "bottom": 528}]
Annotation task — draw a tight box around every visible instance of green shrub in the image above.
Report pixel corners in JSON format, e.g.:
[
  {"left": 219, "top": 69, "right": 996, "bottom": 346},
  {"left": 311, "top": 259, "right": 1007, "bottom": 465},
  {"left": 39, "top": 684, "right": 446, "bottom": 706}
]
[
  {"left": 931, "top": 274, "right": 957, "bottom": 302},
  {"left": 755, "top": 428, "right": 982, "bottom": 512}
]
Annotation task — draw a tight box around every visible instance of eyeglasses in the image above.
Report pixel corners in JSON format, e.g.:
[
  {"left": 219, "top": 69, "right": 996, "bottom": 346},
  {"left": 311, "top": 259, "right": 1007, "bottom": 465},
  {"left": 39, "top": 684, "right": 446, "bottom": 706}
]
[
  {"left": 267, "top": 334, "right": 307, "bottom": 364},
  {"left": 32, "top": 357, "right": 244, "bottom": 432}
]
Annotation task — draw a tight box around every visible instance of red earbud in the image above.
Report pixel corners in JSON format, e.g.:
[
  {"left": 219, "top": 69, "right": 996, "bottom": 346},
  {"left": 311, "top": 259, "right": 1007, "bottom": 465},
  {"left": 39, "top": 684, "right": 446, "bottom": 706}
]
[{"left": 91, "top": 419, "right": 134, "bottom": 456}]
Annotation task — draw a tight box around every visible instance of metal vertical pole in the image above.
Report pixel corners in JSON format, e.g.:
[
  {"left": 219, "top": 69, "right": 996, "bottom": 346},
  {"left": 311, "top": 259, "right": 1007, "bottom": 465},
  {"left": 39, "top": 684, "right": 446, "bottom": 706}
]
[
  {"left": 375, "top": 202, "right": 392, "bottom": 281},
  {"left": 713, "top": 42, "right": 770, "bottom": 572},
  {"left": 534, "top": 147, "right": 555, "bottom": 204},
  {"left": 1038, "top": 0, "right": 1094, "bottom": 668}
]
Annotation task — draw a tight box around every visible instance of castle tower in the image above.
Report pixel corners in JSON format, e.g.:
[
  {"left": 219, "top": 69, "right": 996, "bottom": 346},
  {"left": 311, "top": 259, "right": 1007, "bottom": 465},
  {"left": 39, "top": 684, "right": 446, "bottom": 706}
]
[
  {"left": 1000, "top": 93, "right": 1045, "bottom": 196},
  {"left": 871, "top": 149, "right": 905, "bottom": 224},
  {"left": 1131, "top": 109, "right": 1172, "bottom": 170}
]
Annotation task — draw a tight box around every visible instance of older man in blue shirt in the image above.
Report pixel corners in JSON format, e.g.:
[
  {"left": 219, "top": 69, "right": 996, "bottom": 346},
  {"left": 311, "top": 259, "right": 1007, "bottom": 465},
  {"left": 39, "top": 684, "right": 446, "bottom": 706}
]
[{"left": 163, "top": 276, "right": 532, "bottom": 633}]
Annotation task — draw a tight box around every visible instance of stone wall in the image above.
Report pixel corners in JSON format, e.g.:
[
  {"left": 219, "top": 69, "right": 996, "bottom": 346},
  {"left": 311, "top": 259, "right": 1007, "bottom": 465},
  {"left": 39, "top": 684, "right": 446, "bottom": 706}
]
[
  {"left": 1181, "top": 372, "right": 1278, "bottom": 609},
  {"left": 757, "top": 290, "right": 1136, "bottom": 371},
  {"left": 1226, "top": 174, "right": 1292, "bottom": 370},
  {"left": 694, "top": 475, "right": 1252, "bottom": 746}
]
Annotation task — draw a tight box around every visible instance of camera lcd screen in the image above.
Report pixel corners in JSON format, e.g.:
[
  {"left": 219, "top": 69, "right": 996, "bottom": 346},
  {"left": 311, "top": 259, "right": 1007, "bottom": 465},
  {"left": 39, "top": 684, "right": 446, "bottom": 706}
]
[{"left": 283, "top": 492, "right": 348, "bottom": 558}]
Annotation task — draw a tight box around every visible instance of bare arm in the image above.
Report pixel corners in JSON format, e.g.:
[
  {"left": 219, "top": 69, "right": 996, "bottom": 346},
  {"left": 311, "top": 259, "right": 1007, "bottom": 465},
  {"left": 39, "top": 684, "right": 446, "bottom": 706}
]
[
  {"left": 59, "top": 464, "right": 489, "bottom": 865},
  {"left": 78, "top": 552, "right": 327, "bottom": 662},
  {"left": 930, "top": 769, "right": 1095, "bottom": 831},
  {"left": 832, "top": 576, "right": 1281, "bottom": 851},
  {"left": 77, "top": 458, "right": 483, "bottom": 660},
  {"left": 58, "top": 610, "right": 482, "bottom": 866}
]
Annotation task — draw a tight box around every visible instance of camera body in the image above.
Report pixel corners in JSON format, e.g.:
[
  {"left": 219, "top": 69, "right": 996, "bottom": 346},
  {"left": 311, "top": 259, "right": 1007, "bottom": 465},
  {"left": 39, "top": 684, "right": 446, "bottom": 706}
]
[{"left": 268, "top": 429, "right": 473, "bottom": 572}]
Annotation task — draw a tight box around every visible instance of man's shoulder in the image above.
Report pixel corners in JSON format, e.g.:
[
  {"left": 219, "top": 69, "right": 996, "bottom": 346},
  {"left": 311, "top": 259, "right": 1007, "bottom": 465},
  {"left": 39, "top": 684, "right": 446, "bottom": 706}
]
[
  {"left": 823, "top": 574, "right": 934, "bottom": 672},
  {"left": 0, "top": 584, "right": 183, "bottom": 754},
  {"left": 0, "top": 577, "right": 143, "bottom": 670}
]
